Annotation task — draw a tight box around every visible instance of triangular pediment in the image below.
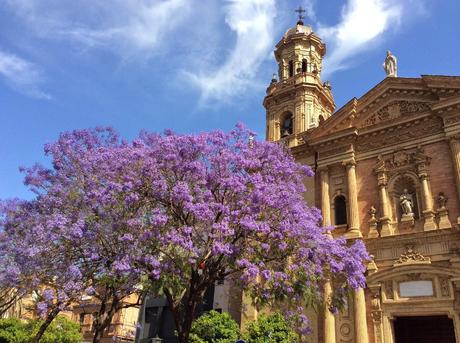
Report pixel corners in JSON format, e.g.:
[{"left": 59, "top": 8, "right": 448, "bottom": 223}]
[{"left": 307, "top": 76, "right": 460, "bottom": 141}]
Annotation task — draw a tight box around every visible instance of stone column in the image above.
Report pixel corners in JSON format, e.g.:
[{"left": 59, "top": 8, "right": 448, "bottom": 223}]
[
  {"left": 320, "top": 168, "right": 336, "bottom": 343},
  {"left": 374, "top": 156, "right": 393, "bottom": 236},
  {"left": 449, "top": 137, "right": 460, "bottom": 223},
  {"left": 414, "top": 148, "right": 437, "bottom": 231},
  {"left": 379, "top": 185, "right": 393, "bottom": 236},
  {"left": 320, "top": 168, "right": 332, "bottom": 228},
  {"left": 323, "top": 280, "right": 336, "bottom": 343},
  {"left": 344, "top": 159, "right": 362, "bottom": 238},
  {"left": 419, "top": 174, "right": 437, "bottom": 231},
  {"left": 353, "top": 287, "right": 369, "bottom": 343}
]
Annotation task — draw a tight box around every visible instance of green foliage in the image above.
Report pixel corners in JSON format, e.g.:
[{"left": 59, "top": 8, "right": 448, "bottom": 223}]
[
  {"left": 0, "top": 316, "right": 82, "bottom": 343},
  {"left": 0, "top": 318, "right": 29, "bottom": 343},
  {"left": 28, "top": 316, "right": 82, "bottom": 343},
  {"left": 190, "top": 310, "right": 240, "bottom": 343},
  {"left": 244, "top": 313, "right": 298, "bottom": 343}
]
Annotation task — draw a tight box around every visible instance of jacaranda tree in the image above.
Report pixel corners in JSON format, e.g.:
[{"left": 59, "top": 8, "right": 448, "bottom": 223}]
[
  {"left": 0, "top": 125, "right": 368, "bottom": 343},
  {"left": 0, "top": 198, "right": 93, "bottom": 343}
]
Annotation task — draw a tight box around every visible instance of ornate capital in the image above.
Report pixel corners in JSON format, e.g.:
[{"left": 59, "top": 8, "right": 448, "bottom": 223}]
[
  {"left": 342, "top": 158, "right": 356, "bottom": 168},
  {"left": 317, "top": 166, "right": 329, "bottom": 175},
  {"left": 448, "top": 132, "right": 460, "bottom": 143}
]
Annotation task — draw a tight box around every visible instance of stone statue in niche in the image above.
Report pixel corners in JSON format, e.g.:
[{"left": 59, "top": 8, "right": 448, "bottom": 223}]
[
  {"left": 383, "top": 50, "right": 397, "bottom": 77},
  {"left": 399, "top": 188, "right": 414, "bottom": 217}
]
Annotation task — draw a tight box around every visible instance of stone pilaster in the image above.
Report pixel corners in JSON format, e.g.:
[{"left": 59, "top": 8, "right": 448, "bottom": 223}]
[
  {"left": 344, "top": 159, "right": 362, "bottom": 238},
  {"left": 368, "top": 284, "right": 383, "bottom": 343},
  {"left": 449, "top": 137, "right": 460, "bottom": 223},
  {"left": 353, "top": 287, "right": 369, "bottom": 343}
]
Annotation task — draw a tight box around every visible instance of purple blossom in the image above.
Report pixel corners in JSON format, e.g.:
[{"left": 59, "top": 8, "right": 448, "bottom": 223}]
[
  {"left": 42, "top": 289, "right": 54, "bottom": 302},
  {"left": 0, "top": 124, "right": 368, "bottom": 342},
  {"left": 36, "top": 302, "right": 48, "bottom": 317}
]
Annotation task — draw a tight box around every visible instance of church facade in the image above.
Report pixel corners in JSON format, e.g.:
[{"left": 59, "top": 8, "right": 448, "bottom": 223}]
[{"left": 260, "top": 18, "right": 460, "bottom": 343}]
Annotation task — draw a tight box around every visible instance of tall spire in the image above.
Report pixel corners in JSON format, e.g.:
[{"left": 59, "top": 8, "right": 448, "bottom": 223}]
[{"left": 294, "top": 5, "right": 306, "bottom": 25}]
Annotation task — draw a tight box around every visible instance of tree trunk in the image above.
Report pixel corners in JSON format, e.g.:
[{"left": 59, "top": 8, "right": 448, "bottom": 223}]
[
  {"left": 165, "top": 280, "right": 208, "bottom": 343},
  {"left": 31, "top": 307, "right": 61, "bottom": 343},
  {"left": 92, "top": 297, "right": 120, "bottom": 343}
]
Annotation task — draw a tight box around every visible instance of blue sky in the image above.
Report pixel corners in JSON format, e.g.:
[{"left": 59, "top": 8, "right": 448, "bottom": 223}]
[{"left": 0, "top": 0, "right": 459, "bottom": 199}]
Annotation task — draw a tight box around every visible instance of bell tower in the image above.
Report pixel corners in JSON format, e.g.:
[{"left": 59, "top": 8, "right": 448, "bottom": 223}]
[{"left": 264, "top": 9, "right": 335, "bottom": 146}]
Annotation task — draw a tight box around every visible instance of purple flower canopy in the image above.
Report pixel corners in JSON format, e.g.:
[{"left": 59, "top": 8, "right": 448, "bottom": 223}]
[{"left": 0, "top": 124, "right": 368, "bottom": 338}]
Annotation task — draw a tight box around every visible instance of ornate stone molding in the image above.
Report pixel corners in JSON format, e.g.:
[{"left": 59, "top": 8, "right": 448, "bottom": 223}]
[
  {"left": 363, "top": 101, "right": 431, "bottom": 127},
  {"left": 357, "top": 117, "right": 443, "bottom": 153},
  {"left": 373, "top": 147, "right": 430, "bottom": 176},
  {"left": 444, "top": 115, "right": 460, "bottom": 126},
  {"left": 394, "top": 244, "right": 431, "bottom": 266}
]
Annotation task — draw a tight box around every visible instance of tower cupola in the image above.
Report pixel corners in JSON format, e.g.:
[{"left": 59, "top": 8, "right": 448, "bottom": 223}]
[{"left": 263, "top": 9, "right": 335, "bottom": 145}]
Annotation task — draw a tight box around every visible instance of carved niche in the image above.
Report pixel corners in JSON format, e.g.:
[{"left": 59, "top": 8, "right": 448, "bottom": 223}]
[{"left": 363, "top": 101, "right": 431, "bottom": 127}]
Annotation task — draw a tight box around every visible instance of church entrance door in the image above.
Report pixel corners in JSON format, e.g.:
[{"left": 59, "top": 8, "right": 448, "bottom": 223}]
[{"left": 394, "top": 315, "right": 456, "bottom": 343}]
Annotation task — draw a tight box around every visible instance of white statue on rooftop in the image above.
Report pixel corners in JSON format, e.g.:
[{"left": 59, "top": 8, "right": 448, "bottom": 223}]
[{"left": 383, "top": 50, "right": 397, "bottom": 77}]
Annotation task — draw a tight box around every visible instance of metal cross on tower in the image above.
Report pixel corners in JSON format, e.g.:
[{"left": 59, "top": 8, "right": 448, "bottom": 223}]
[{"left": 295, "top": 5, "right": 306, "bottom": 24}]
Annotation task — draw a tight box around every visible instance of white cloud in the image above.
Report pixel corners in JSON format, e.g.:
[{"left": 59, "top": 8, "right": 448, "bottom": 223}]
[
  {"left": 184, "top": 0, "right": 276, "bottom": 104},
  {"left": 318, "top": 0, "right": 402, "bottom": 78},
  {"left": 5, "top": 0, "right": 192, "bottom": 59},
  {"left": 0, "top": 50, "right": 50, "bottom": 99}
]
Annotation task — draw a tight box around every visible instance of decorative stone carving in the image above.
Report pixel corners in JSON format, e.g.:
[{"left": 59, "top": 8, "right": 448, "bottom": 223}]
[
  {"left": 375, "top": 155, "right": 386, "bottom": 173},
  {"left": 394, "top": 244, "right": 431, "bottom": 265},
  {"left": 369, "top": 206, "right": 377, "bottom": 220},
  {"left": 367, "top": 255, "right": 378, "bottom": 274},
  {"left": 339, "top": 323, "right": 352, "bottom": 337},
  {"left": 368, "top": 207, "right": 379, "bottom": 239},
  {"left": 357, "top": 117, "right": 443, "bottom": 153},
  {"left": 445, "top": 115, "right": 460, "bottom": 125},
  {"left": 437, "top": 192, "right": 448, "bottom": 209},
  {"left": 440, "top": 277, "right": 451, "bottom": 297},
  {"left": 384, "top": 280, "right": 394, "bottom": 300},
  {"left": 363, "top": 101, "right": 431, "bottom": 127},
  {"left": 368, "top": 284, "right": 384, "bottom": 343},
  {"left": 436, "top": 192, "right": 452, "bottom": 229},
  {"left": 375, "top": 148, "right": 431, "bottom": 174}
]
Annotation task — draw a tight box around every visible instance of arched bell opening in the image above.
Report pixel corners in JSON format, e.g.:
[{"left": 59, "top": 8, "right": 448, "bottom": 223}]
[{"left": 280, "top": 112, "right": 294, "bottom": 138}]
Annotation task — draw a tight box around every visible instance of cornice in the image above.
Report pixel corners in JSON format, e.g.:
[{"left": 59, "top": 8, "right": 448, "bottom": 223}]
[
  {"left": 264, "top": 78, "right": 335, "bottom": 109},
  {"left": 432, "top": 97, "right": 460, "bottom": 113},
  {"left": 365, "top": 227, "right": 460, "bottom": 252},
  {"left": 274, "top": 33, "right": 326, "bottom": 59}
]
